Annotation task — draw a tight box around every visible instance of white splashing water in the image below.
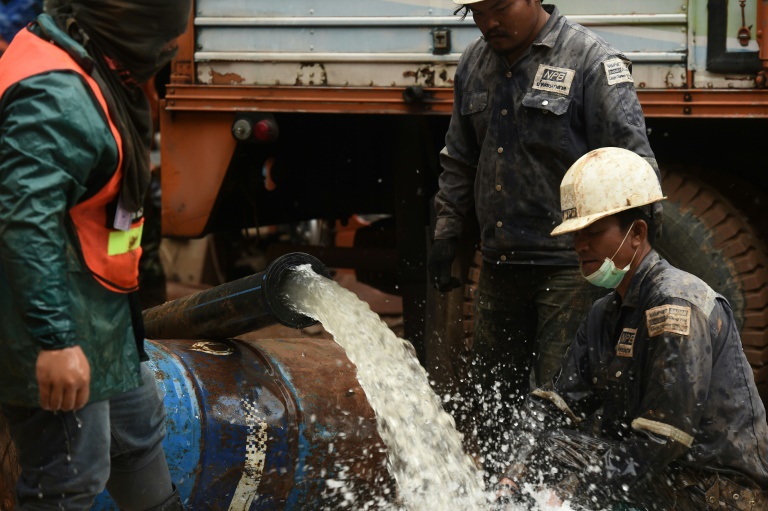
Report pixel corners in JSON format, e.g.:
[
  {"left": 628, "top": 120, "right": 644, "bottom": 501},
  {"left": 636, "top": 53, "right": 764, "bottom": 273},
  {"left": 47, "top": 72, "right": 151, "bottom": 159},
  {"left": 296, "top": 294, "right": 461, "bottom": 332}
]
[{"left": 283, "top": 265, "right": 575, "bottom": 511}]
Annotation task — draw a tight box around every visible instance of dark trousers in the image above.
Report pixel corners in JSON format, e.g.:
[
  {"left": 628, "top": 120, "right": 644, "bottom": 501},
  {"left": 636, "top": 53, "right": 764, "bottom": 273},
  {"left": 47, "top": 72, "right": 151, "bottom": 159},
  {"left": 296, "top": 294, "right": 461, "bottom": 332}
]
[
  {"left": 463, "top": 262, "right": 605, "bottom": 474},
  {"left": 1, "top": 363, "right": 172, "bottom": 510}
]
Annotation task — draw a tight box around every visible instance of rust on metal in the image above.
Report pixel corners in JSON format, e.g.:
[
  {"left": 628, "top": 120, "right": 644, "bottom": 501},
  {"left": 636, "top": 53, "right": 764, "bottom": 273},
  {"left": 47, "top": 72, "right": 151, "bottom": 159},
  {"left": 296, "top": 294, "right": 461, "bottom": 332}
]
[
  {"left": 150, "top": 335, "right": 394, "bottom": 507},
  {"left": 161, "top": 84, "right": 768, "bottom": 117},
  {"left": 208, "top": 69, "right": 246, "bottom": 86},
  {"left": 402, "top": 65, "right": 437, "bottom": 87},
  {"left": 245, "top": 337, "right": 392, "bottom": 498},
  {"left": 163, "top": 84, "right": 455, "bottom": 115},
  {"left": 636, "top": 89, "right": 768, "bottom": 117},
  {"left": 295, "top": 63, "right": 328, "bottom": 87}
]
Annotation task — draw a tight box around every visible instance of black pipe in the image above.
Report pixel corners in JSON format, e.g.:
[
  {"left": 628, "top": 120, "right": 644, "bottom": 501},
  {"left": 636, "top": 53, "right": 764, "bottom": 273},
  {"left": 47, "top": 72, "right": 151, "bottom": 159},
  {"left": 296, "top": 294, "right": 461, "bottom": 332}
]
[{"left": 142, "top": 252, "right": 332, "bottom": 340}]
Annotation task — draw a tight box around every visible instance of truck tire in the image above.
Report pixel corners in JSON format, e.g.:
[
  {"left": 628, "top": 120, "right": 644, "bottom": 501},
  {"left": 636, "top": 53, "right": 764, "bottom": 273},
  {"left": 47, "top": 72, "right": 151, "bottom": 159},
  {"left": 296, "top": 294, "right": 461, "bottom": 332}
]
[
  {"left": 461, "top": 170, "right": 768, "bottom": 404},
  {"left": 657, "top": 170, "right": 768, "bottom": 401}
]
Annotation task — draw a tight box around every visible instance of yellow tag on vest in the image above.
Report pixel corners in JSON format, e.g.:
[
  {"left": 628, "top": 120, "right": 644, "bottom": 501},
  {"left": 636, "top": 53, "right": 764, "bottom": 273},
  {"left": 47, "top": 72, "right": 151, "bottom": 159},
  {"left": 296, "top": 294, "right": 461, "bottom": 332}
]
[{"left": 107, "top": 224, "right": 144, "bottom": 256}]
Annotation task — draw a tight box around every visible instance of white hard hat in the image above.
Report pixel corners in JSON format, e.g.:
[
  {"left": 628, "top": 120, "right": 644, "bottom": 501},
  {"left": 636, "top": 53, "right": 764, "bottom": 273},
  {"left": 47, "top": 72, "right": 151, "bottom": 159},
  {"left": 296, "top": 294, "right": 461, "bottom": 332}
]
[
  {"left": 550, "top": 147, "right": 666, "bottom": 236},
  {"left": 452, "top": 0, "right": 482, "bottom": 4}
]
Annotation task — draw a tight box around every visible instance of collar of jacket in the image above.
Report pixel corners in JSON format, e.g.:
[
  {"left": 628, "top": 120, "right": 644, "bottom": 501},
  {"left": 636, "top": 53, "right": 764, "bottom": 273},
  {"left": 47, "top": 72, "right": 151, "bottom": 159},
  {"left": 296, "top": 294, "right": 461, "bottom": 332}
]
[
  {"left": 532, "top": 5, "right": 566, "bottom": 50},
  {"left": 501, "top": 5, "right": 564, "bottom": 68},
  {"left": 621, "top": 249, "right": 664, "bottom": 308},
  {"left": 34, "top": 13, "right": 93, "bottom": 74},
  {"left": 601, "top": 250, "right": 663, "bottom": 312}
]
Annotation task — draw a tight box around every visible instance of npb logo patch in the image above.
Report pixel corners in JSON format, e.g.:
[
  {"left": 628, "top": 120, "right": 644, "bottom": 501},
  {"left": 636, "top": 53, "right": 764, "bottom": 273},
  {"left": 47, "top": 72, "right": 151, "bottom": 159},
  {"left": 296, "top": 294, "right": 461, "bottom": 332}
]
[
  {"left": 616, "top": 328, "right": 637, "bottom": 358},
  {"left": 603, "top": 58, "right": 633, "bottom": 85},
  {"left": 562, "top": 208, "right": 578, "bottom": 221},
  {"left": 532, "top": 64, "right": 575, "bottom": 95}
]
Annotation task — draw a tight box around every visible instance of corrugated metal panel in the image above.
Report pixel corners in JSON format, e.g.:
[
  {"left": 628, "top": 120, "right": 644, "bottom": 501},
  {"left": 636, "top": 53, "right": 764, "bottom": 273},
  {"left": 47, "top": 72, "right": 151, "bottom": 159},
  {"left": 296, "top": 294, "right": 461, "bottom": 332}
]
[
  {"left": 193, "top": 0, "right": 690, "bottom": 88},
  {"left": 195, "top": 0, "right": 460, "bottom": 18}
]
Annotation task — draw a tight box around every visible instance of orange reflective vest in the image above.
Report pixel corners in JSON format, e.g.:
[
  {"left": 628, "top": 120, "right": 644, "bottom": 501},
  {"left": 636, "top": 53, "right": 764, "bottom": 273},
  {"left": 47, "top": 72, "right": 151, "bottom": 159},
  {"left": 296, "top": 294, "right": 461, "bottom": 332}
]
[{"left": 0, "top": 27, "right": 143, "bottom": 293}]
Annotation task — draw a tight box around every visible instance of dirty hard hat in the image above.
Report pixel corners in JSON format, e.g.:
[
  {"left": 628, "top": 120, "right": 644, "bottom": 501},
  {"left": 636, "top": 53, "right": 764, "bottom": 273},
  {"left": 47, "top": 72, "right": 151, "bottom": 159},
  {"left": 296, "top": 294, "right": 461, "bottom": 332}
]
[
  {"left": 550, "top": 147, "right": 666, "bottom": 236},
  {"left": 452, "top": 0, "right": 484, "bottom": 4}
]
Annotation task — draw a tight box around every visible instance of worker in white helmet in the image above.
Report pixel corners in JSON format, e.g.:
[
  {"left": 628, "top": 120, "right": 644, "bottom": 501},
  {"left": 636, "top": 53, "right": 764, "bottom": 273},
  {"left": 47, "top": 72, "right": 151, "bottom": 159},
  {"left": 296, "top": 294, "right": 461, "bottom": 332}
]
[{"left": 496, "top": 147, "right": 768, "bottom": 509}]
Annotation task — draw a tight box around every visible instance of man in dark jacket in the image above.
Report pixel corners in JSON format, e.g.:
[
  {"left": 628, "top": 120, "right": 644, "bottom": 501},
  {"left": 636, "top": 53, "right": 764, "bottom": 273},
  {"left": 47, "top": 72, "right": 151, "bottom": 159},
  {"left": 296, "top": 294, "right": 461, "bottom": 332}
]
[
  {"left": 427, "top": 0, "right": 660, "bottom": 472},
  {"left": 0, "top": 1, "right": 190, "bottom": 509},
  {"left": 498, "top": 147, "right": 768, "bottom": 510}
]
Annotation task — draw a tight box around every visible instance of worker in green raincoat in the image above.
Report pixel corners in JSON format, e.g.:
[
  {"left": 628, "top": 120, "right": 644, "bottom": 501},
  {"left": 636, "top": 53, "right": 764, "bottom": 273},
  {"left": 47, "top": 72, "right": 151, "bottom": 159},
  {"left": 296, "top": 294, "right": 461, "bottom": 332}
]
[{"left": 0, "top": 1, "right": 190, "bottom": 509}]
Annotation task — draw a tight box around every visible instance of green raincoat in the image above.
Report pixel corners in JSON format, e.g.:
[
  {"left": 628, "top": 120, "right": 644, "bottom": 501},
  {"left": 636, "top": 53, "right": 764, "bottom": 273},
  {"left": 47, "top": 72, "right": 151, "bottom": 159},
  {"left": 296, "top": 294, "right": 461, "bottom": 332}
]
[{"left": 0, "top": 18, "right": 142, "bottom": 406}]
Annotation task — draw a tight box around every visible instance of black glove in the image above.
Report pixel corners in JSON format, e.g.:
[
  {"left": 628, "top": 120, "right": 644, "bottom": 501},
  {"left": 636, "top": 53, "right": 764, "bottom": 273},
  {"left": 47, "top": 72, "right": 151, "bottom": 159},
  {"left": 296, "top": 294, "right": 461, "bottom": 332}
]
[{"left": 428, "top": 238, "right": 462, "bottom": 292}]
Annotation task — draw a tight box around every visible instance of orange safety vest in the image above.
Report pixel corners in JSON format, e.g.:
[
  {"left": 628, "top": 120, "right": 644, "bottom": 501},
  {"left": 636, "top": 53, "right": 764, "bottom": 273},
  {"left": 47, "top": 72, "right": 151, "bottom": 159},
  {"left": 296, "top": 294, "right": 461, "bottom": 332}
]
[{"left": 0, "top": 27, "right": 143, "bottom": 293}]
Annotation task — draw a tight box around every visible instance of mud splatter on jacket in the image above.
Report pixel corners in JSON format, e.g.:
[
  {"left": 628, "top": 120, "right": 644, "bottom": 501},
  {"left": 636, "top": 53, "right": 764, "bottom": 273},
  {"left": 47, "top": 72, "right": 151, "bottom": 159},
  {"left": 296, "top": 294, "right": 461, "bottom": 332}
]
[
  {"left": 531, "top": 250, "right": 768, "bottom": 498},
  {"left": 0, "top": 19, "right": 142, "bottom": 406},
  {"left": 434, "top": 5, "right": 658, "bottom": 265}
]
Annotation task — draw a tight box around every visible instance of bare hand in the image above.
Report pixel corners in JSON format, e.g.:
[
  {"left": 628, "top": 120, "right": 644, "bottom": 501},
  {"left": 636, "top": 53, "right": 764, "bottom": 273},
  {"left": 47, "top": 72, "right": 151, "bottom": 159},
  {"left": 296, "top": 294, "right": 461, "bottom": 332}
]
[
  {"left": 36, "top": 346, "right": 91, "bottom": 411},
  {"left": 496, "top": 477, "right": 519, "bottom": 500},
  {"left": 545, "top": 488, "right": 563, "bottom": 507}
]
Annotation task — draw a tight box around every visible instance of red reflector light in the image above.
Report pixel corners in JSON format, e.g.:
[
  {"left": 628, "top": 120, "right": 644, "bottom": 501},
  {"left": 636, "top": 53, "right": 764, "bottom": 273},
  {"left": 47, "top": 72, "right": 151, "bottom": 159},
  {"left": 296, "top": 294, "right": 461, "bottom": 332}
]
[{"left": 253, "top": 119, "right": 278, "bottom": 142}]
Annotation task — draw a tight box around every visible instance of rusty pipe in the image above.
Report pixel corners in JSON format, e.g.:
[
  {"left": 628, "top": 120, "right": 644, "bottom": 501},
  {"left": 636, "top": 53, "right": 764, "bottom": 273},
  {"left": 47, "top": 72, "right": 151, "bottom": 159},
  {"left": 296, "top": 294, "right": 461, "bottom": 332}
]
[
  {"left": 142, "top": 252, "right": 331, "bottom": 339},
  {"left": 88, "top": 337, "right": 394, "bottom": 509}
]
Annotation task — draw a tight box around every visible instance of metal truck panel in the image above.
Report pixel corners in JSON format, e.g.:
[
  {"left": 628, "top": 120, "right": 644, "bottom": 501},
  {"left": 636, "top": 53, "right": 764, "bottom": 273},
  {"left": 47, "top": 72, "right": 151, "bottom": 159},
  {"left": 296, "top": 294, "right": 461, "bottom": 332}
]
[
  {"left": 192, "top": 0, "right": 691, "bottom": 89},
  {"left": 195, "top": 0, "right": 460, "bottom": 18},
  {"left": 689, "top": 0, "right": 762, "bottom": 88}
]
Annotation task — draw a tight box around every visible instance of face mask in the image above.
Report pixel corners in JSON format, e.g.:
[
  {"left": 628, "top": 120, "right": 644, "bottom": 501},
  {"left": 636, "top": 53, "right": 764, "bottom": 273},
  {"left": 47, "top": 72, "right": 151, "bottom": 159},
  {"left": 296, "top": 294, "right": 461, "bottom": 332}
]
[{"left": 581, "top": 221, "right": 639, "bottom": 289}]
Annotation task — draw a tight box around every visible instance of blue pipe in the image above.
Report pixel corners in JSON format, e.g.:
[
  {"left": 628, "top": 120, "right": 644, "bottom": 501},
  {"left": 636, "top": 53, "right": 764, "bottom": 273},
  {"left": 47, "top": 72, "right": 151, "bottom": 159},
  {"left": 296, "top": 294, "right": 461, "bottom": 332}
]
[{"left": 93, "top": 336, "right": 392, "bottom": 510}]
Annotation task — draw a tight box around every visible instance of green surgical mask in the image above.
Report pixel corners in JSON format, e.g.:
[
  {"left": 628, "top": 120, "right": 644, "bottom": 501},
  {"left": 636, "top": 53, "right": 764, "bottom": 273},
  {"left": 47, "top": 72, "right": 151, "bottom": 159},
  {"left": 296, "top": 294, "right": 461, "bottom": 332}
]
[{"left": 581, "top": 221, "right": 639, "bottom": 289}]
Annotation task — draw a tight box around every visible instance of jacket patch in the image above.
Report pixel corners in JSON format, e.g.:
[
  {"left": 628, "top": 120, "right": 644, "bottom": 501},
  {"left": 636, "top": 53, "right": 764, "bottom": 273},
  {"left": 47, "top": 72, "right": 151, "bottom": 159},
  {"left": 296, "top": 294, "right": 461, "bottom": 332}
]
[
  {"left": 646, "top": 305, "right": 691, "bottom": 337},
  {"left": 562, "top": 207, "right": 577, "bottom": 221},
  {"left": 603, "top": 58, "right": 633, "bottom": 85},
  {"left": 616, "top": 328, "right": 637, "bottom": 357},
  {"left": 532, "top": 64, "right": 575, "bottom": 95}
]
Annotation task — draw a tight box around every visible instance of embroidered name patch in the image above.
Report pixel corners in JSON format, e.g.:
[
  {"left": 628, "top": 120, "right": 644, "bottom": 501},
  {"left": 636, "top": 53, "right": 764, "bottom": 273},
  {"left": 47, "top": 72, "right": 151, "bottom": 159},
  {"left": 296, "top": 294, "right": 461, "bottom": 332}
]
[
  {"left": 646, "top": 305, "right": 691, "bottom": 337},
  {"left": 603, "top": 58, "right": 634, "bottom": 85},
  {"left": 532, "top": 64, "right": 575, "bottom": 95},
  {"left": 616, "top": 328, "right": 637, "bottom": 358}
]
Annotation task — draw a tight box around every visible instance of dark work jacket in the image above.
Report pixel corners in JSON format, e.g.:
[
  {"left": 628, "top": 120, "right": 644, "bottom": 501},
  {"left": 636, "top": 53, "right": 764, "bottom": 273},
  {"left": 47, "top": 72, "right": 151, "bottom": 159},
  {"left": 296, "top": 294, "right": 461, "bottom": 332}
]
[
  {"left": 531, "top": 250, "right": 768, "bottom": 495},
  {"left": 434, "top": 5, "right": 658, "bottom": 265}
]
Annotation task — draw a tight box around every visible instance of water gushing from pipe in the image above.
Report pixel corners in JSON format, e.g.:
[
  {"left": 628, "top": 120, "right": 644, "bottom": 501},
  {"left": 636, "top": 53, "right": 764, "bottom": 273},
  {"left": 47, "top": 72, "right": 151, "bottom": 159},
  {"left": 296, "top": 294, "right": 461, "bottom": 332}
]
[{"left": 283, "top": 264, "right": 490, "bottom": 510}]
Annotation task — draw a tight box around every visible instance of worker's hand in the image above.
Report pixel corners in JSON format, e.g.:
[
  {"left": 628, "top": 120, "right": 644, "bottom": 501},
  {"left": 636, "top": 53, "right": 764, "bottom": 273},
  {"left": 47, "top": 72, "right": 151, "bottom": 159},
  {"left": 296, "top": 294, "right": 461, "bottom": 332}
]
[
  {"left": 36, "top": 346, "right": 91, "bottom": 412},
  {"left": 428, "top": 238, "right": 462, "bottom": 292},
  {"left": 544, "top": 488, "right": 564, "bottom": 507},
  {"left": 495, "top": 477, "right": 519, "bottom": 499}
]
